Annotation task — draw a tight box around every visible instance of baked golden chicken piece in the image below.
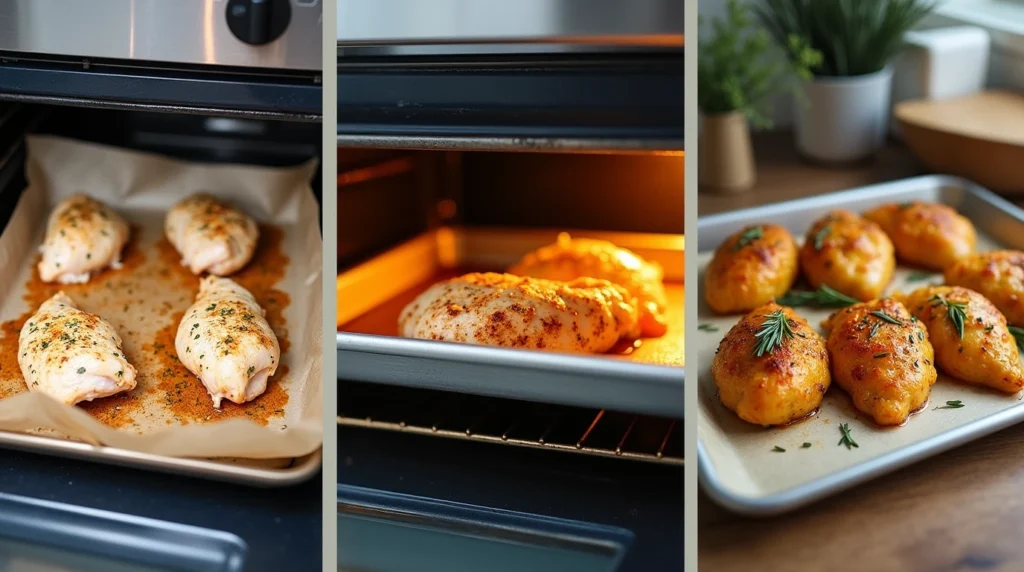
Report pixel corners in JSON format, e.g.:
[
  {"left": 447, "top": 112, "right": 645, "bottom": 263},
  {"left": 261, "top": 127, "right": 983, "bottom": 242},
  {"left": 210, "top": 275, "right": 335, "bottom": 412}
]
[
  {"left": 944, "top": 250, "right": 1024, "bottom": 327},
  {"left": 508, "top": 233, "right": 668, "bottom": 337},
  {"left": 711, "top": 303, "right": 830, "bottom": 426},
  {"left": 165, "top": 194, "right": 258, "bottom": 276},
  {"left": 38, "top": 194, "right": 130, "bottom": 284},
  {"left": 822, "top": 298, "right": 936, "bottom": 426},
  {"left": 19, "top": 292, "right": 137, "bottom": 405},
  {"left": 799, "top": 210, "right": 895, "bottom": 301},
  {"left": 863, "top": 201, "right": 976, "bottom": 270},
  {"left": 176, "top": 276, "right": 280, "bottom": 407},
  {"left": 896, "top": 286, "right": 1024, "bottom": 393},
  {"left": 704, "top": 225, "right": 799, "bottom": 314},
  {"left": 399, "top": 272, "right": 640, "bottom": 353}
]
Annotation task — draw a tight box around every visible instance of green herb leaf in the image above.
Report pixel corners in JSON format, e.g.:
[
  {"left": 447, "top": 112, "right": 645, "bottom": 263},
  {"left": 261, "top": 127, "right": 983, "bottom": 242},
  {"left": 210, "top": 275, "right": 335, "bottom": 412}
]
[
  {"left": 936, "top": 400, "right": 964, "bottom": 410},
  {"left": 1010, "top": 326, "right": 1024, "bottom": 351},
  {"left": 930, "top": 294, "right": 967, "bottom": 339},
  {"left": 838, "top": 423, "right": 859, "bottom": 450},
  {"left": 813, "top": 224, "right": 831, "bottom": 251},
  {"left": 772, "top": 445, "right": 786, "bottom": 452},
  {"left": 801, "top": 442, "right": 811, "bottom": 448},
  {"left": 76, "top": 367, "right": 86, "bottom": 374},
  {"left": 870, "top": 310, "right": 904, "bottom": 325},
  {"left": 733, "top": 226, "right": 764, "bottom": 251},
  {"left": 753, "top": 309, "right": 794, "bottom": 357},
  {"left": 698, "top": 323, "right": 719, "bottom": 332},
  {"left": 776, "top": 284, "right": 858, "bottom": 308},
  {"left": 873, "top": 352, "right": 889, "bottom": 358}
]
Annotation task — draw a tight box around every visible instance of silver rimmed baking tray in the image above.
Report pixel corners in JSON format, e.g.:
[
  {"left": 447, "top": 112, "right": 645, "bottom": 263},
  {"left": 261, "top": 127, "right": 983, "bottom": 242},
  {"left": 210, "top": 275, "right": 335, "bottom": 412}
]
[
  {"left": 697, "top": 175, "right": 1024, "bottom": 515},
  {"left": 337, "top": 227, "right": 685, "bottom": 418}
]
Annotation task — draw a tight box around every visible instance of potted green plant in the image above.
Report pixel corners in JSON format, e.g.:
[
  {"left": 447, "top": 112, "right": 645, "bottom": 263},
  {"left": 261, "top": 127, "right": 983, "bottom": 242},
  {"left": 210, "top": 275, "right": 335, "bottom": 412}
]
[
  {"left": 757, "top": 0, "right": 937, "bottom": 163},
  {"left": 698, "top": 0, "right": 819, "bottom": 192}
]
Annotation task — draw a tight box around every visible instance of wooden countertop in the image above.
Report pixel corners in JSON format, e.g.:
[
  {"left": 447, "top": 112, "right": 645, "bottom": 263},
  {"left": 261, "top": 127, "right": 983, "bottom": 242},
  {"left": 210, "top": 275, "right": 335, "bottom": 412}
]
[{"left": 698, "top": 131, "right": 1024, "bottom": 571}]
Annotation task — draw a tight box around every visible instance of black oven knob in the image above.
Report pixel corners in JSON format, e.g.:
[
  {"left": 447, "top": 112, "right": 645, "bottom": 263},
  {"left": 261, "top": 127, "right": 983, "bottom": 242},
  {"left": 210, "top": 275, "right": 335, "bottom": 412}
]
[{"left": 226, "top": 0, "right": 292, "bottom": 46}]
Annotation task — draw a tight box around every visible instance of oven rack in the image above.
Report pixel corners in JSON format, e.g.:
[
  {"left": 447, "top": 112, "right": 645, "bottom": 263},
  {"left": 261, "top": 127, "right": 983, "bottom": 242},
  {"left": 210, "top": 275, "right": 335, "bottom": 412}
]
[{"left": 338, "top": 382, "right": 683, "bottom": 465}]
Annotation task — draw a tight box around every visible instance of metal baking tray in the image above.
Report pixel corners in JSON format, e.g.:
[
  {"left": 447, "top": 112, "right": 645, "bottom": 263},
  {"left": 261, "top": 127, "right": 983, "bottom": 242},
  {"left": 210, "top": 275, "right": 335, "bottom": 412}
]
[
  {"left": 697, "top": 175, "right": 1024, "bottom": 515},
  {"left": 0, "top": 491, "right": 247, "bottom": 571},
  {"left": 337, "top": 227, "right": 684, "bottom": 418},
  {"left": 0, "top": 430, "right": 321, "bottom": 487}
]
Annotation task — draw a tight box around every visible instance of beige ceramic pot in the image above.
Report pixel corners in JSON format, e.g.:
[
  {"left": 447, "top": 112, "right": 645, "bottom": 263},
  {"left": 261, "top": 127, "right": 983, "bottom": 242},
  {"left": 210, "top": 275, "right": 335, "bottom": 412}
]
[{"left": 699, "top": 111, "right": 756, "bottom": 193}]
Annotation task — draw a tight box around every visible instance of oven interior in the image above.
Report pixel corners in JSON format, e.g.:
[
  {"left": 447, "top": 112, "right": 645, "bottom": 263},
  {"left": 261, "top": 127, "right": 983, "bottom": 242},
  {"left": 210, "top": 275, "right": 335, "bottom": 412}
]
[{"left": 337, "top": 147, "right": 684, "bottom": 570}]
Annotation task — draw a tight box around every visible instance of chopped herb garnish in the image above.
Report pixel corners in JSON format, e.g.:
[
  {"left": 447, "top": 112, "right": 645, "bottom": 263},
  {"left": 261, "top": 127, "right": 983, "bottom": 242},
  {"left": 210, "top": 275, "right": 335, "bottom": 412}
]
[
  {"left": 247, "top": 366, "right": 255, "bottom": 376},
  {"left": 873, "top": 352, "right": 889, "bottom": 358},
  {"left": 117, "top": 370, "right": 123, "bottom": 378},
  {"left": 753, "top": 310, "right": 794, "bottom": 357},
  {"left": 868, "top": 322, "right": 880, "bottom": 339},
  {"left": 76, "top": 367, "right": 86, "bottom": 374},
  {"left": 930, "top": 294, "right": 967, "bottom": 339},
  {"left": 1010, "top": 326, "right": 1024, "bottom": 351},
  {"left": 40, "top": 341, "right": 49, "bottom": 349},
  {"left": 906, "top": 271, "right": 937, "bottom": 283},
  {"left": 801, "top": 442, "right": 811, "bottom": 448},
  {"left": 698, "top": 323, "right": 719, "bottom": 332},
  {"left": 194, "top": 334, "right": 200, "bottom": 340},
  {"left": 813, "top": 224, "right": 831, "bottom": 251},
  {"left": 870, "top": 310, "right": 904, "bottom": 325},
  {"left": 918, "top": 330, "right": 925, "bottom": 341},
  {"left": 734, "top": 226, "right": 764, "bottom": 250},
  {"left": 772, "top": 445, "right": 786, "bottom": 452},
  {"left": 838, "top": 423, "right": 859, "bottom": 450},
  {"left": 776, "top": 285, "right": 858, "bottom": 308},
  {"left": 984, "top": 325, "right": 994, "bottom": 333},
  {"left": 206, "top": 303, "right": 217, "bottom": 312},
  {"left": 936, "top": 400, "right": 965, "bottom": 410}
]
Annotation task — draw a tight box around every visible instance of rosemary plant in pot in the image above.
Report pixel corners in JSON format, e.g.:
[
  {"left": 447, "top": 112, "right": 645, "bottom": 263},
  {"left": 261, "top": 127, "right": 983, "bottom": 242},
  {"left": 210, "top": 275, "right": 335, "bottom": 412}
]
[
  {"left": 698, "top": 0, "right": 818, "bottom": 192},
  {"left": 757, "top": 0, "right": 937, "bottom": 163}
]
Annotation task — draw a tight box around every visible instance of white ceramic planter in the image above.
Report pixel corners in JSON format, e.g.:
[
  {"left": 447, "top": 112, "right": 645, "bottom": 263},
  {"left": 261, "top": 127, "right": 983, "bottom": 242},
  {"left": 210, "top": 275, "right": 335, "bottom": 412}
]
[{"left": 795, "top": 66, "right": 894, "bottom": 163}]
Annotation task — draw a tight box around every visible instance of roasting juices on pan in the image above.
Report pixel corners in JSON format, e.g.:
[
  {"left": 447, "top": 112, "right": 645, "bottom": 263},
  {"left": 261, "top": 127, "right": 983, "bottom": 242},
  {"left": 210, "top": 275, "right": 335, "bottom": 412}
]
[
  {"left": 399, "top": 233, "right": 669, "bottom": 354},
  {"left": 704, "top": 201, "right": 1024, "bottom": 429},
  {"left": 17, "top": 192, "right": 279, "bottom": 410}
]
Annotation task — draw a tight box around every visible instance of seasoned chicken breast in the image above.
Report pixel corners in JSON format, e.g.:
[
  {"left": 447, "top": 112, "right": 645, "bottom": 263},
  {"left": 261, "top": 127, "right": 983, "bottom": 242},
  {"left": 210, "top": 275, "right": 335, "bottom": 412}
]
[
  {"left": 18, "top": 292, "right": 137, "bottom": 405},
  {"left": 176, "top": 276, "right": 280, "bottom": 407},
  {"left": 38, "top": 194, "right": 130, "bottom": 284},
  {"left": 165, "top": 194, "right": 258, "bottom": 276},
  {"left": 863, "top": 201, "right": 976, "bottom": 270},
  {"left": 799, "top": 210, "right": 895, "bottom": 301},
  {"left": 896, "top": 286, "right": 1024, "bottom": 393},
  {"left": 704, "top": 224, "right": 799, "bottom": 314},
  {"left": 822, "top": 298, "right": 936, "bottom": 426},
  {"left": 508, "top": 233, "right": 669, "bottom": 337},
  {"left": 399, "top": 272, "right": 641, "bottom": 353},
  {"left": 944, "top": 250, "right": 1024, "bottom": 326},
  {"left": 712, "top": 303, "right": 830, "bottom": 426}
]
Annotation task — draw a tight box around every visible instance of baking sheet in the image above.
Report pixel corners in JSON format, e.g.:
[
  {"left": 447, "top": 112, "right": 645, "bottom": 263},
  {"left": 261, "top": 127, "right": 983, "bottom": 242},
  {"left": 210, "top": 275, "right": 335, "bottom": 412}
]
[
  {"left": 0, "top": 135, "right": 322, "bottom": 460},
  {"left": 337, "top": 227, "right": 684, "bottom": 418},
  {"left": 696, "top": 175, "right": 1024, "bottom": 515}
]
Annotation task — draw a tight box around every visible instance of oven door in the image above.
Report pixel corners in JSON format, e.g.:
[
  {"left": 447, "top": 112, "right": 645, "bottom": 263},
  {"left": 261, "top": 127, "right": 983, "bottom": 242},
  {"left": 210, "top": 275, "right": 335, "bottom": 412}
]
[{"left": 337, "top": 31, "right": 684, "bottom": 571}]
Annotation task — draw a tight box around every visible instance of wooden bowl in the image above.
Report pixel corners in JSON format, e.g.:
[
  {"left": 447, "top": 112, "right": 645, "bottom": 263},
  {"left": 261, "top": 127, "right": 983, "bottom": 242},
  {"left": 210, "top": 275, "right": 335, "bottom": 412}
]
[{"left": 895, "top": 91, "right": 1024, "bottom": 196}]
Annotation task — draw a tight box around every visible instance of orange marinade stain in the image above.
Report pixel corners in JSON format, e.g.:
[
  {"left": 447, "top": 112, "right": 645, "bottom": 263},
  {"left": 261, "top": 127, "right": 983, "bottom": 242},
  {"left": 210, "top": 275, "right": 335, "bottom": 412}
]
[{"left": 0, "top": 228, "right": 148, "bottom": 427}]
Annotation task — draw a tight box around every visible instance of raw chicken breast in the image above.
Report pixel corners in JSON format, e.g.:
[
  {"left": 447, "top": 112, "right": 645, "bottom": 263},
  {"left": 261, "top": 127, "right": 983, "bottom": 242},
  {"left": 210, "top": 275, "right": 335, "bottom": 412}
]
[
  {"left": 400, "top": 272, "right": 641, "bottom": 353},
  {"left": 509, "top": 233, "right": 669, "bottom": 337},
  {"left": 165, "top": 194, "right": 258, "bottom": 276},
  {"left": 176, "top": 276, "right": 279, "bottom": 407},
  {"left": 18, "top": 292, "right": 137, "bottom": 405},
  {"left": 38, "top": 194, "right": 130, "bottom": 284}
]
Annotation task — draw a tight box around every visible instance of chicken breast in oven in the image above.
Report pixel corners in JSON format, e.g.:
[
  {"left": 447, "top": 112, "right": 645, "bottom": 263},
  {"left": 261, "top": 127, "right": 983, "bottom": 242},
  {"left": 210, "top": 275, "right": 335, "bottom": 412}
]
[
  {"left": 944, "top": 250, "right": 1024, "bottom": 327},
  {"left": 704, "top": 224, "right": 799, "bottom": 314},
  {"left": 821, "top": 298, "right": 936, "bottom": 426},
  {"left": 863, "top": 201, "right": 976, "bottom": 271},
  {"left": 711, "top": 303, "right": 830, "bottom": 426},
  {"left": 38, "top": 194, "right": 130, "bottom": 284},
  {"left": 399, "top": 272, "right": 641, "bottom": 353},
  {"left": 165, "top": 194, "right": 258, "bottom": 276},
  {"left": 508, "top": 233, "right": 669, "bottom": 337},
  {"left": 896, "top": 286, "right": 1024, "bottom": 394},
  {"left": 18, "top": 292, "right": 137, "bottom": 405},
  {"left": 799, "top": 210, "right": 895, "bottom": 301},
  {"left": 176, "top": 276, "right": 279, "bottom": 407}
]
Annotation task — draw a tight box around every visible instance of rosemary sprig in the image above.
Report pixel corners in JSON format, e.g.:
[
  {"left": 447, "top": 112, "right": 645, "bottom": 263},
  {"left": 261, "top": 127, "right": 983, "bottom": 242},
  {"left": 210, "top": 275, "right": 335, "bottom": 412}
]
[
  {"left": 813, "top": 224, "right": 831, "bottom": 251},
  {"left": 773, "top": 446, "right": 786, "bottom": 452},
  {"left": 734, "top": 226, "right": 764, "bottom": 250},
  {"left": 801, "top": 442, "right": 811, "bottom": 448},
  {"left": 936, "top": 400, "right": 964, "bottom": 410},
  {"left": 838, "top": 423, "right": 859, "bottom": 450},
  {"left": 870, "top": 310, "right": 904, "bottom": 325},
  {"left": 1010, "top": 326, "right": 1024, "bottom": 351},
  {"left": 930, "top": 294, "right": 967, "bottom": 339},
  {"left": 698, "top": 323, "right": 719, "bottom": 332},
  {"left": 776, "top": 285, "right": 858, "bottom": 308},
  {"left": 753, "top": 310, "right": 794, "bottom": 357}
]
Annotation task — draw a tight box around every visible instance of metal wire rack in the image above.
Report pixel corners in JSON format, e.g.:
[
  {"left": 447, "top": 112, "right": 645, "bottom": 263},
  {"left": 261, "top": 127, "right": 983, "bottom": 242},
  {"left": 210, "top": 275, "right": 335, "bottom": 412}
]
[{"left": 338, "top": 381, "right": 683, "bottom": 465}]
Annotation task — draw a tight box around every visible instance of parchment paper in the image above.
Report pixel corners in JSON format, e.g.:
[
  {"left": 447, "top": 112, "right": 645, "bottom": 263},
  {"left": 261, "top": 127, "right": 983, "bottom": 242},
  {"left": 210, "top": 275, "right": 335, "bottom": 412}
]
[{"left": 0, "top": 135, "right": 322, "bottom": 459}]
